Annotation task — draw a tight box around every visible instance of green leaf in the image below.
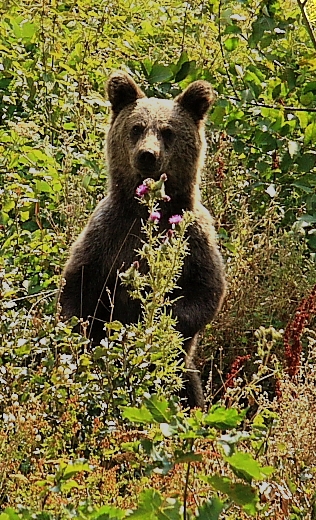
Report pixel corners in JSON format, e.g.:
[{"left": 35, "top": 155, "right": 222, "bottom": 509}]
[
  {"left": 63, "top": 122, "right": 76, "bottom": 130},
  {"left": 196, "top": 497, "right": 225, "bottom": 519},
  {"left": 204, "top": 406, "right": 246, "bottom": 429},
  {"left": 11, "top": 18, "right": 38, "bottom": 41},
  {"left": 148, "top": 64, "right": 174, "bottom": 84},
  {"left": 210, "top": 106, "right": 226, "bottom": 126},
  {"left": 144, "top": 395, "right": 173, "bottom": 423},
  {"left": 105, "top": 321, "right": 123, "bottom": 332},
  {"left": 0, "top": 509, "right": 21, "bottom": 520},
  {"left": 224, "top": 37, "right": 239, "bottom": 51},
  {"left": 300, "top": 92, "right": 314, "bottom": 106},
  {"left": 206, "top": 475, "right": 258, "bottom": 516},
  {"left": 122, "top": 405, "right": 153, "bottom": 424},
  {"left": 297, "top": 110, "right": 309, "bottom": 129},
  {"left": 35, "top": 180, "right": 53, "bottom": 193},
  {"left": 127, "top": 489, "right": 162, "bottom": 519},
  {"left": 304, "top": 123, "right": 316, "bottom": 145},
  {"left": 175, "top": 61, "right": 190, "bottom": 83},
  {"left": 25, "top": 148, "right": 54, "bottom": 164},
  {"left": 62, "top": 462, "right": 91, "bottom": 480},
  {"left": 307, "top": 233, "right": 316, "bottom": 250},
  {"left": 226, "top": 451, "right": 274, "bottom": 482},
  {"left": 296, "top": 153, "right": 316, "bottom": 172},
  {"left": 92, "top": 505, "right": 126, "bottom": 519},
  {"left": 93, "top": 346, "right": 108, "bottom": 360},
  {"left": 60, "top": 479, "right": 80, "bottom": 492}
]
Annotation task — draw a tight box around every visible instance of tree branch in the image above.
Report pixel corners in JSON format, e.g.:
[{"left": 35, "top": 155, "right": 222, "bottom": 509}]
[
  {"left": 297, "top": 0, "right": 316, "bottom": 50},
  {"left": 226, "top": 96, "right": 316, "bottom": 113}
]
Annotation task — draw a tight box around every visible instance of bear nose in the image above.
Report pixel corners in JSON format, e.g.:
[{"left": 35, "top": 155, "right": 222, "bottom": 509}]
[{"left": 137, "top": 150, "right": 158, "bottom": 172}]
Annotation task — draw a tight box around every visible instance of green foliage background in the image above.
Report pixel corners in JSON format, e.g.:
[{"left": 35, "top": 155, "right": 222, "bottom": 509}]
[{"left": 0, "top": 0, "right": 316, "bottom": 517}]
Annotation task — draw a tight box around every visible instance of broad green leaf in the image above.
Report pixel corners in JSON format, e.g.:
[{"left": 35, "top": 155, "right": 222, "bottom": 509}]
[
  {"left": 292, "top": 182, "right": 314, "bottom": 193},
  {"left": 60, "top": 479, "right": 80, "bottom": 492},
  {"left": 11, "top": 18, "right": 38, "bottom": 41},
  {"left": 105, "top": 321, "right": 123, "bottom": 331},
  {"left": 0, "top": 509, "right": 20, "bottom": 520},
  {"left": 62, "top": 462, "right": 91, "bottom": 480},
  {"left": 297, "top": 110, "right": 309, "bottom": 129},
  {"left": 93, "top": 346, "right": 108, "bottom": 360},
  {"left": 92, "top": 504, "right": 126, "bottom": 519},
  {"left": 297, "top": 153, "right": 316, "bottom": 172},
  {"left": 196, "top": 497, "right": 225, "bottom": 519},
  {"left": 204, "top": 406, "right": 246, "bottom": 429},
  {"left": 122, "top": 405, "right": 153, "bottom": 423},
  {"left": 35, "top": 180, "right": 52, "bottom": 193},
  {"left": 144, "top": 395, "right": 173, "bottom": 423},
  {"left": 175, "top": 61, "right": 190, "bottom": 83},
  {"left": 226, "top": 451, "right": 274, "bottom": 482},
  {"left": 210, "top": 106, "right": 226, "bottom": 126},
  {"left": 148, "top": 64, "right": 174, "bottom": 84},
  {"left": 300, "top": 92, "right": 314, "bottom": 106},
  {"left": 297, "top": 214, "right": 316, "bottom": 224},
  {"left": 127, "top": 489, "right": 162, "bottom": 519},
  {"left": 25, "top": 148, "right": 54, "bottom": 164},
  {"left": 307, "top": 233, "right": 316, "bottom": 250},
  {"left": 206, "top": 475, "right": 258, "bottom": 516},
  {"left": 304, "top": 123, "right": 316, "bottom": 145},
  {"left": 176, "top": 51, "right": 189, "bottom": 69}
]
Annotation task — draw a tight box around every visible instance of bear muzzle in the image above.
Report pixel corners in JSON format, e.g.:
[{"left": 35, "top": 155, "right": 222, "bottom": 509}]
[{"left": 134, "top": 148, "right": 162, "bottom": 175}]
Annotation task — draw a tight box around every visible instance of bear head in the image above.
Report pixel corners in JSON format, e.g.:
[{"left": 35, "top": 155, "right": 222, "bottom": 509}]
[{"left": 106, "top": 71, "right": 215, "bottom": 205}]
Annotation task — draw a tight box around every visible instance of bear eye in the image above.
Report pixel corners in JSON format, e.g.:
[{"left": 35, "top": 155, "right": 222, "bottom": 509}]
[
  {"left": 161, "top": 127, "right": 174, "bottom": 145},
  {"left": 131, "top": 124, "right": 144, "bottom": 138}
]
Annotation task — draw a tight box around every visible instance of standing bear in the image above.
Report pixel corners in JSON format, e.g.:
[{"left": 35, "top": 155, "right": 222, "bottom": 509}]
[{"left": 59, "top": 71, "right": 226, "bottom": 408}]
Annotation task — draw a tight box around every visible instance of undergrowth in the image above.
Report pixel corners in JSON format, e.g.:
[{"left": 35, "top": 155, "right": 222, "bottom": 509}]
[{"left": 1, "top": 0, "right": 316, "bottom": 518}]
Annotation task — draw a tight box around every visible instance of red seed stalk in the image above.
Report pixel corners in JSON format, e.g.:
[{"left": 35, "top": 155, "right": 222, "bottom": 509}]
[{"left": 284, "top": 284, "right": 316, "bottom": 378}]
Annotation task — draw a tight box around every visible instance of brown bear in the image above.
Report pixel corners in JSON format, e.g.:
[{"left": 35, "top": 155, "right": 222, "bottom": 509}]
[{"left": 59, "top": 71, "right": 226, "bottom": 408}]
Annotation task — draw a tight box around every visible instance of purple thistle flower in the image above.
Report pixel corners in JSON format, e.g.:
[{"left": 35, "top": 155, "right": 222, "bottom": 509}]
[
  {"left": 149, "top": 211, "right": 161, "bottom": 223},
  {"left": 136, "top": 183, "right": 149, "bottom": 197},
  {"left": 169, "top": 214, "right": 183, "bottom": 225}
]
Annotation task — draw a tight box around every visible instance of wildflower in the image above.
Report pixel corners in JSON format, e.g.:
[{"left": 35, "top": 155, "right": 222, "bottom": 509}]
[
  {"left": 162, "top": 195, "right": 171, "bottom": 202},
  {"left": 169, "top": 214, "right": 183, "bottom": 226},
  {"left": 149, "top": 211, "right": 161, "bottom": 223},
  {"left": 136, "top": 183, "right": 149, "bottom": 197}
]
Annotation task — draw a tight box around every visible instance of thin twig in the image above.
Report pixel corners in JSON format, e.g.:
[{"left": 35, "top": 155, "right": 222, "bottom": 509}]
[
  {"left": 226, "top": 95, "right": 316, "bottom": 113},
  {"left": 181, "top": 2, "right": 189, "bottom": 54},
  {"left": 296, "top": 0, "right": 316, "bottom": 50},
  {"left": 217, "top": 0, "right": 240, "bottom": 100},
  {"left": 183, "top": 438, "right": 194, "bottom": 520}
]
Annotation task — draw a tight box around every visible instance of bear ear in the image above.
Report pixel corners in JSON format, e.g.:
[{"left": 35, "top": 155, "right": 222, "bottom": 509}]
[
  {"left": 107, "top": 72, "right": 145, "bottom": 116},
  {"left": 175, "top": 81, "right": 215, "bottom": 123}
]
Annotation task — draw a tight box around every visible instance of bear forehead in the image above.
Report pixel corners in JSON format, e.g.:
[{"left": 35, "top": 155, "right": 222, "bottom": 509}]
[{"left": 126, "top": 97, "right": 187, "bottom": 125}]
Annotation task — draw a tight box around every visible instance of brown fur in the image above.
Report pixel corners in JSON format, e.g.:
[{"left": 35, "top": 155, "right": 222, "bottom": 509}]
[{"left": 59, "top": 71, "right": 226, "bottom": 408}]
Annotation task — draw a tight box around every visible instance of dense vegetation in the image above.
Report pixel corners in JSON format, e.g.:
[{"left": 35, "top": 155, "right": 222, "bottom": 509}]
[{"left": 0, "top": 0, "right": 316, "bottom": 518}]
